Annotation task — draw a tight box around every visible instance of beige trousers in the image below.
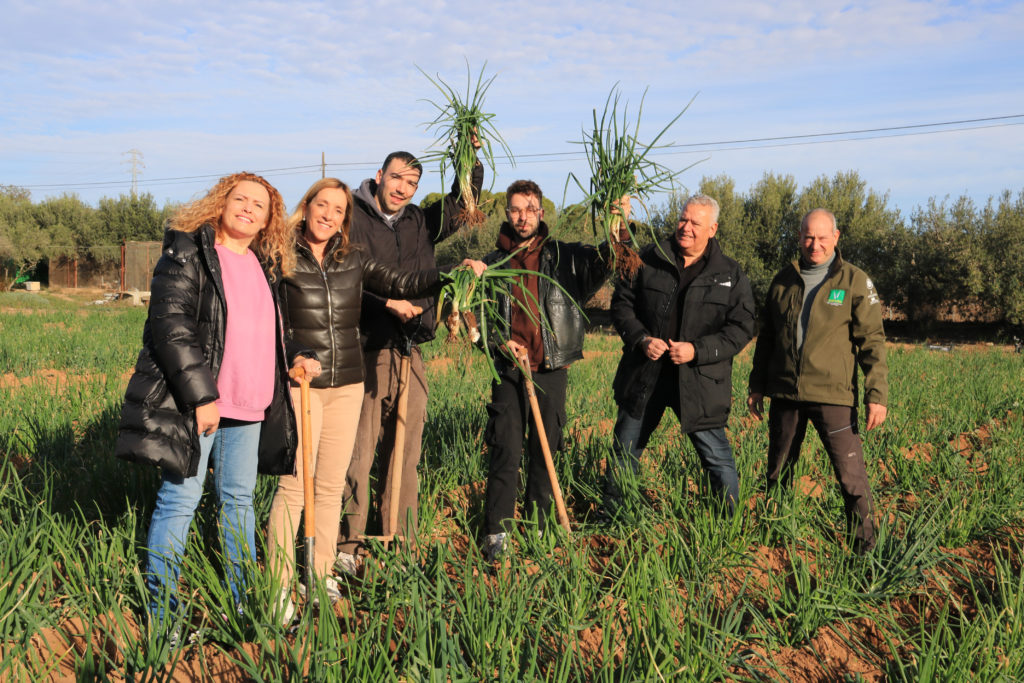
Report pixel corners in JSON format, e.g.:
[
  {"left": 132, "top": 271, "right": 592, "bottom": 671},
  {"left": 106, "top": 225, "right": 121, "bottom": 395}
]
[{"left": 267, "top": 382, "right": 363, "bottom": 585}]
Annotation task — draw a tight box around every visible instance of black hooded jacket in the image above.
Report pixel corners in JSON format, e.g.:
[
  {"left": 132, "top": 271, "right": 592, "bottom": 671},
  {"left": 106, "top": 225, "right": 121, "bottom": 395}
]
[{"left": 349, "top": 163, "right": 482, "bottom": 350}]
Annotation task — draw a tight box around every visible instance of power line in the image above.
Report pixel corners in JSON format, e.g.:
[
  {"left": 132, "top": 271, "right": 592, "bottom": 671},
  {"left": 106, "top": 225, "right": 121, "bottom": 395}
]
[
  {"left": 15, "top": 114, "right": 1024, "bottom": 191},
  {"left": 657, "top": 113, "right": 1024, "bottom": 150},
  {"left": 645, "top": 121, "right": 1024, "bottom": 159}
]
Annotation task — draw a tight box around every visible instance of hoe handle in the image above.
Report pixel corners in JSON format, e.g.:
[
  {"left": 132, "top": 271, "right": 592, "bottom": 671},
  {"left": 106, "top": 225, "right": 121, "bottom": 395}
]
[
  {"left": 386, "top": 352, "right": 413, "bottom": 538},
  {"left": 289, "top": 367, "right": 316, "bottom": 586},
  {"left": 514, "top": 349, "right": 572, "bottom": 535}
]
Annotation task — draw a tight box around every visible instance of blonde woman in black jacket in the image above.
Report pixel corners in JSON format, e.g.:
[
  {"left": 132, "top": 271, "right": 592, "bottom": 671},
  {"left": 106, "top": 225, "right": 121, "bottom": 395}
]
[{"left": 267, "top": 178, "right": 483, "bottom": 617}]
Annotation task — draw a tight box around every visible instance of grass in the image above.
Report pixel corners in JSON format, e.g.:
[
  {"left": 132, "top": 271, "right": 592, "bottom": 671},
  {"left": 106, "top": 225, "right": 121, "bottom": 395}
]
[
  {"left": 436, "top": 258, "right": 586, "bottom": 382},
  {"left": 419, "top": 61, "right": 514, "bottom": 228},
  {"left": 565, "top": 85, "right": 699, "bottom": 277},
  {"left": 1, "top": 290, "right": 1023, "bottom": 680}
]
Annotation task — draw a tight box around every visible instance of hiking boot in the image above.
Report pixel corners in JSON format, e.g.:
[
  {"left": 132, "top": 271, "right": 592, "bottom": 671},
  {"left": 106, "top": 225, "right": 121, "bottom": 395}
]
[
  {"left": 334, "top": 551, "right": 359, "bottom": 577},
  {"left": 482, "top": 533, "right": 507, "bottom": 563}
]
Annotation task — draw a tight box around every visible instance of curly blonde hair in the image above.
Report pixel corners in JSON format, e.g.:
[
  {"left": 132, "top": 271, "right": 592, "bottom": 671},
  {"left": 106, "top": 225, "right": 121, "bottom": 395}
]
[
  {"left": 168, "top": 172, "right": 295, "bottom": 278},
  {"left": 288, "top": 178, "right": 354, "bottom": 262}
]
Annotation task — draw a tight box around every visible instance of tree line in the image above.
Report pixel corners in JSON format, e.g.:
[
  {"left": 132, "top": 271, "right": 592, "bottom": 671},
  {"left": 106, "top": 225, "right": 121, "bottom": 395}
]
[
  {"left": 0, "top": 186, "right": 174, "bottom": 284},
  {"left": 432, "top": 171, "right": 1024, "bottom": 328},
  {"left": 3, "top": 172, "right": 1023, "bottom": 327}
]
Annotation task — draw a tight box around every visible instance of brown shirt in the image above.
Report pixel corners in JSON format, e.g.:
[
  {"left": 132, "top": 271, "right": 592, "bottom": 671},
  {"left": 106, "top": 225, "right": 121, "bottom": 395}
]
[{"left": 498, "top": 225, "right": 547, "bottom": 371}]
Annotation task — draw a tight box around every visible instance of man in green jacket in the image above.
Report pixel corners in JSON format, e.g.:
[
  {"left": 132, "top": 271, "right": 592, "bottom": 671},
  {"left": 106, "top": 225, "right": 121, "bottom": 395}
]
[{"left": 747, "top": 208, "right": 888, "bottom": 553}]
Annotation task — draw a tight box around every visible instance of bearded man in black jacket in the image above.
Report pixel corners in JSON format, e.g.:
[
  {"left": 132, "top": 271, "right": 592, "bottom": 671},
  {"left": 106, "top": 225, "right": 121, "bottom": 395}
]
[
  {"left": 605, "top": 194, "right": 754, "bottom": 517},
  {"left": 337, "top": 147, "right": 482, "bottom": 572},
  {"left": 479, "top": 179, "right": 621, "bottom": 562}
]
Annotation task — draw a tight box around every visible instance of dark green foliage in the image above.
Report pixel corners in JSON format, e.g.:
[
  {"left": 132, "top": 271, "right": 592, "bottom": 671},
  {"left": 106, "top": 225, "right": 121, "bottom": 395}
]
[
  {"left": 644, "top": 172, "right": 1024, "bottom": 326},
  {"left": 0, "top": 188, "right": 175, "bottom": 286},
  {"left": 96, "top": 192, "right": 167, "bottom": 244}
]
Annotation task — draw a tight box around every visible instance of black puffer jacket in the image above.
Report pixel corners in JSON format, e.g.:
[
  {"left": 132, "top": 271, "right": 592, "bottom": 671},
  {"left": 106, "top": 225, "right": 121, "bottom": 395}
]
[
  {"left": 611, "top": 237, "right": 755, "bottom": 431},
  {"left": 484, "top": 222, "right": 612, "bottom": 372},
  {"left": 115, "top": 225, "right": 300, "bottom": 478},
  {"left": 350, "top": 163, "right": 482, "bottom": 350},
  {"left": 280, "top": 232, "right": 443, "bottom": 389}
]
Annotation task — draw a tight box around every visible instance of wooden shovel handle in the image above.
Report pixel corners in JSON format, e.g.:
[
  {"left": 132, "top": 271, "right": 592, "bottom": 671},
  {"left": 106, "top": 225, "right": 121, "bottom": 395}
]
[
  {"left": 289, "top": 367, "right": 316, "bottom": 554},
  {"left": 514, "top": 349, "right": 571, "bottom": 534}
]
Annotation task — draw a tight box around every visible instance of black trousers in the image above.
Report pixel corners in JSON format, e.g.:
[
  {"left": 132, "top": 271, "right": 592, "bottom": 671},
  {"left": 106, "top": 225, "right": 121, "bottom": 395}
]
[
  {"left": 483, "top": 367, "right": 567, "bottom": 535},
  {"left": 766, "top": 399, "right": 876, "bottom": 550}
]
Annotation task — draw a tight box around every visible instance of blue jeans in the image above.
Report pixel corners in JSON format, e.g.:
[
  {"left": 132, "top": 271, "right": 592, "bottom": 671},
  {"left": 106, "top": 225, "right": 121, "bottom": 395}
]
[
  {"left": 145, "top": 420, "right": 261, "bottom": 623},
  {"left": 608, "top": 407, "right": 739, "bottom": 513}
]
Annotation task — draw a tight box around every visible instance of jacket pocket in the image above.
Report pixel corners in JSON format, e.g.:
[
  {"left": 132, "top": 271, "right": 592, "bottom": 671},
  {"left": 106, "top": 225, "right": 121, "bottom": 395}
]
[
  {"left": 697, "top": 361, "right": 732, "bottom": 418},
  {"left": 702, "top": 283, "right": 732, "bottom": 306}
]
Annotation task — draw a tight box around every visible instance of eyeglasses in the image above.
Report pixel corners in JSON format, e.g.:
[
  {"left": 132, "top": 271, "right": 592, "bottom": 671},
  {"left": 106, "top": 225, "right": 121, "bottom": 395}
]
[{"left": 507, "top": 205, "right": 541, "bottom": 217}]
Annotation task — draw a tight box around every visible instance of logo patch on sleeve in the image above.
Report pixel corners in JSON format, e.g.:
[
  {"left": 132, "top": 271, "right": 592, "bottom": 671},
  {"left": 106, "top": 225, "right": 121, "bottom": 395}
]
[{"left": 827, "top": 289, "right": 846, "bottom": 306}]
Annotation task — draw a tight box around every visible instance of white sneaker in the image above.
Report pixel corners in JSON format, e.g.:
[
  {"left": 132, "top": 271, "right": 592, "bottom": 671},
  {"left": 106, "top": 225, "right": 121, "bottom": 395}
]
[
  {"left": 302, "top": 577, "right": 343, "bottom": 606},
  {"left": 166, "top": 623, "right": 198, "bottom": 651},
  {"left": 324, "top": 577, "right": 342, "bottom": 604},
  {"left": 276, "top": 587, "right": 296, "bottom": 627},
  {"left": 334, "top": 551, "right": 359, "bottom": 577}
]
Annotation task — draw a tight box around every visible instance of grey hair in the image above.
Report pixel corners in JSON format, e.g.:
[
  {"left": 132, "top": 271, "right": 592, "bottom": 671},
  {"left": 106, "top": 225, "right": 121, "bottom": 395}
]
[
  {"left": 682, "top": 194, "right": 720, "bottom": 224},
  {"left": 800, "top": 208, "right": 838, "bottom": 234}
]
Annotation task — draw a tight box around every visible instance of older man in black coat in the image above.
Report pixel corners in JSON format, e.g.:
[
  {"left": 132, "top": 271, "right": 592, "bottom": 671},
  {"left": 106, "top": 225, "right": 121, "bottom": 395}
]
[{"left": 606, "top": 194, "right": 754, "bottom": 515}]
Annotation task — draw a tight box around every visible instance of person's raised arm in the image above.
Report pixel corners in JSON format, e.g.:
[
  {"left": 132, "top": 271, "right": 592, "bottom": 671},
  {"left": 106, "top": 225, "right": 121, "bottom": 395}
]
[{"left": 426, "top": 131, "right": 484, "bottom": 244}]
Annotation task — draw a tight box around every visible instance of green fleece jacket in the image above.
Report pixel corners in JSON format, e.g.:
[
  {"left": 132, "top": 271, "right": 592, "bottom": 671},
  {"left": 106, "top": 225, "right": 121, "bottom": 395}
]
[{"left": 748, "top": 249, "right": 888, "bottom": 407}]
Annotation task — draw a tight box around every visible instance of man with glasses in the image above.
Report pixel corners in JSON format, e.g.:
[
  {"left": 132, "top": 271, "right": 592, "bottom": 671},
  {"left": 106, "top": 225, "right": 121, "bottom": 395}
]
[{"left": 478, "top": 179, "right": 623, "bottom": 562}]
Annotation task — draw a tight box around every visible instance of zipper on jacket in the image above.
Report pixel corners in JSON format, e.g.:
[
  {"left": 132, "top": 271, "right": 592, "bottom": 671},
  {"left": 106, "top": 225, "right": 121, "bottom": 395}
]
[
  {"left": 795, "top": 256, "right": 843, "bottom": 386},
  {"left": 792, "top": 282, "right": 806, "bottom": 385},
  {"left": 320, "top": 263, "right": 337, "bottom": 387},
  {"left": 311, "top": 246, "right": 338, "bottom": 387},
  {"left": 300, "top": 242, "right": 339, "bottom": 386}
]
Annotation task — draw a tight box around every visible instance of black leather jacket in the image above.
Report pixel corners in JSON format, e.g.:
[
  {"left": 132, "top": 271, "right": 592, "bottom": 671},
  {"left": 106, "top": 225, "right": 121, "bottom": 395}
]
[
  {"left": 611, "top": 237, "right": 755, "bottom": 431},
  {"left": 280, "top": 232, "right": 442, "bottom": 389},
  {"left": 484, "top": 223, "right": 612, "bottom": 372},
  {"left": 116, "top": 225, "right": 300, "bottom": 478}
]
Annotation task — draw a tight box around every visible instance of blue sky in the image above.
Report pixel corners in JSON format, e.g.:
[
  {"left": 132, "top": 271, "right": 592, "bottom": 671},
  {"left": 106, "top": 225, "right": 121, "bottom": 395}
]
[{"left": 2, "top": 0, "right": 1022, "bottom": 222}]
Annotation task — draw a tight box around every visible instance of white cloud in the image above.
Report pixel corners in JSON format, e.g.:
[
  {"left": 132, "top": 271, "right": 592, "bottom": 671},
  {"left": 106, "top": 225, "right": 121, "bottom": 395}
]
[{"left": 1, "top": 0, "right": 1022, "bottom": 213}]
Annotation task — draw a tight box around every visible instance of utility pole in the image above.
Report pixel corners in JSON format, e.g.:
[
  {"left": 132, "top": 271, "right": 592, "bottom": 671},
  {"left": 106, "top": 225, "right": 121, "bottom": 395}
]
[
  {"left": 321, "top": 151, "right": 326, "bottom": 179},
  {"left": 122, "top": 149, "right": 145, "bottom": 197}
]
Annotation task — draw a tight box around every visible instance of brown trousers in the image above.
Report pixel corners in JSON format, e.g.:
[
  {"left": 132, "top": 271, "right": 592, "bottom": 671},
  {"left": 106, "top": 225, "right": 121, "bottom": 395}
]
[
  {"left": 766, "top": 399, "right": 876, "bottom": 550},
  {"left": 267, "top": 383, "right": 363, "bottom": 584},
  {"left": 338, "top": 347, "right": 428, "bottom": 554}
]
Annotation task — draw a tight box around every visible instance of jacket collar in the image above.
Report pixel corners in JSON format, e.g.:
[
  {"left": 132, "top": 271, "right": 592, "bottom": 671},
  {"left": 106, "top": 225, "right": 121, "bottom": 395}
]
[
  {"left": 163, "top": 223, "right": 215, "bottom": 259},
  {"left": 295, "top": 226, "right": 344, "bottom": 262},
  {"left": 651, "top": 235, "right": 724, "bottom": 271},
  {"left": 792, "top": 247, "right": 845, "bottom": 277}
]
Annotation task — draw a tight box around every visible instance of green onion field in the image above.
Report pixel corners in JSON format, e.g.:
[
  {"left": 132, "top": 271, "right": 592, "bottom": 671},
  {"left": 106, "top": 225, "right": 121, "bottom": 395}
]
[{"left": 1, "top": 289, "right": 1022, "bottom": 681}]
